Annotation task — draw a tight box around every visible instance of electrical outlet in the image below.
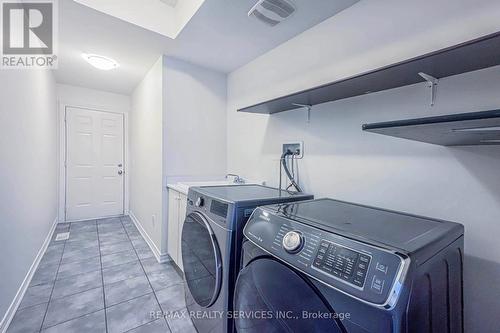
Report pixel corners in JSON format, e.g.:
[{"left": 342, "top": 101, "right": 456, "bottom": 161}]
[{"left": 282, "top": 142, "right": 303, "bottom": 159}]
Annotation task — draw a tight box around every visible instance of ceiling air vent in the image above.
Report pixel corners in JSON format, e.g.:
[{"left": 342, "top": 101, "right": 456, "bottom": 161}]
[
  {"left": 159, "top": 0, "right": 178, "bottom": 7},
  {"left": 248, "top": 0, "right": 296, "bottom": 27}
]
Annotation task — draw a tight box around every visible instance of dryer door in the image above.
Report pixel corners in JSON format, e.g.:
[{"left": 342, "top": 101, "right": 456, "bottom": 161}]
[
  {"left": 234, "top": 258, "right": 345, "bottom": 333},
  {"left": 181, "top": 212, "right": 222, "bottom": 308}
]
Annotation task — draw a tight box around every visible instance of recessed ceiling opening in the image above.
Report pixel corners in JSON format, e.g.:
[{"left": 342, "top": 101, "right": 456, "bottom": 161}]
[{"left": 73, "top": 0, "right": 205, "bottom": 39}]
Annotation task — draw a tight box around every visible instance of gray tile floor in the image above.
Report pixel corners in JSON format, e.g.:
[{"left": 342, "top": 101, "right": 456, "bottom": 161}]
[{"left": 7, "top": 216, "right": 196, "bottom": 333}]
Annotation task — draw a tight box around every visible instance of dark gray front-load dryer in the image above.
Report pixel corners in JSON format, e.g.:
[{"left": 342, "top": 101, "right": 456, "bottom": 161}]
[
  {"left": 234, "top": 198, "right": 464, "bottom": 333},
  {"left": 181, "top": 185, "right": 313, "bottom": 333}
]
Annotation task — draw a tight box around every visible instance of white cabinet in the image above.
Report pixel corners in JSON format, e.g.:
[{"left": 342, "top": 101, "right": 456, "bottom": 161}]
[
  {"left": 167, "top": 188, "right": 187, "bottom": 271},
  {"left": 167, "top": 190, "right": 179, "bottom": 266}
]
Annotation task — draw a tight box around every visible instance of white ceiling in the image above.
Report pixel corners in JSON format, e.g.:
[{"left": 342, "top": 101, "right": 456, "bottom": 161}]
[{"left": 55, "top": 0, "right": 360, "bottom": 95}]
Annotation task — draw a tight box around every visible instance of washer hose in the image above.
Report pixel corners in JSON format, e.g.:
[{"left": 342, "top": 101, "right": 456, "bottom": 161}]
[{"left": 281, "top": 150, "right": 303, "bottom": 193}]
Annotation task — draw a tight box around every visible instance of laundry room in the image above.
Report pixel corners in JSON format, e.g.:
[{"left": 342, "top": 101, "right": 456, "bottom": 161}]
[{"left": 1, "top": 0, "right": 500, "bottom": 333}]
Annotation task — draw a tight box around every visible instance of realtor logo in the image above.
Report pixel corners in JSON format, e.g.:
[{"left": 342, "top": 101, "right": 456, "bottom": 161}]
[{"left": 1, "top": 0, "right": 58, "bottom": 68}]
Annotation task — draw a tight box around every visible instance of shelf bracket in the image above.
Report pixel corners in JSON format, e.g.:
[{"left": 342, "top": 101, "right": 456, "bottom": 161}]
[
  {"left": 418, "top": 72, "right": 439, "bottom": 107},
  {"left": 292, "top": 103, "right": 312, "bottom": 123}
]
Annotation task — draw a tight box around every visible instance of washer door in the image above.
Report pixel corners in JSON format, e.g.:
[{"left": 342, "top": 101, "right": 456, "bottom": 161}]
[
  {"left": 181, "top": 212, "right": 222, "bottom": 308},
  {"left": 234, "top": 258, "right": 345, "bottom": 333}
]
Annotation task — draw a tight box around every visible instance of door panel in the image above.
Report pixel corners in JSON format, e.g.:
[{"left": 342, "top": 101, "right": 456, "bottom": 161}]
[
  {"left": 66, "top": 107, "right": 124, "bottom": 221},
  {"left": 234, "top": 258, "right": 344, "bottom": 333},
  {"left": 181, "top": 212, "right": 222, "bottom": 308}
]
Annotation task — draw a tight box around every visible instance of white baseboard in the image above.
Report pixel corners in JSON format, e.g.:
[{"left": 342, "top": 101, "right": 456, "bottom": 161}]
[
  {"left": 0, "top": 217, "right": 59, "bottom": 333},
  {"left": 128, "top": 211, "right": 170, "bottom": 263},
  {"left": 61, "top": 214, "right": 124, "bottom": 223}
]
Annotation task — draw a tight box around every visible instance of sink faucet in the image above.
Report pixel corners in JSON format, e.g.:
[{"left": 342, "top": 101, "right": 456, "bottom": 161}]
[{"left": 226, "top": 173, "right": 245, "bottom": 184}]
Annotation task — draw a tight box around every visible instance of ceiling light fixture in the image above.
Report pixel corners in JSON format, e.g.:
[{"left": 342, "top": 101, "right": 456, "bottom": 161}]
[{"left": 82, "top": 53, "right": 119, "bottom": 70}]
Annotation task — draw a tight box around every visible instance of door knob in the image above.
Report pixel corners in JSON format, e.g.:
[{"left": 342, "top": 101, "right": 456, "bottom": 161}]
[{"left": 118, "top": 170, "right": 123, "bottom": 175}]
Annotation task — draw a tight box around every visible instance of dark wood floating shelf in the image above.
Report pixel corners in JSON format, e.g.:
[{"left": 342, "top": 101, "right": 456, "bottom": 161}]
[
  {"left": 362, "top": 110, "right": 500, "bottom": 146},
  {"left": 238, "top": 31, "right": 500, "bottom": 114}
]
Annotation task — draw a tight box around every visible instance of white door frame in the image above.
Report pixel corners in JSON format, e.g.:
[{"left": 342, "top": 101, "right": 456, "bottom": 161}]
[{"left": 58, "top": 102, "right": 129, "bottom": 222}]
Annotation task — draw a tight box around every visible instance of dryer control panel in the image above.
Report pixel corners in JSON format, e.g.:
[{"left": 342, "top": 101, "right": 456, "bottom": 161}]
[
  {"left": 312, "top": 240, "right": 371, "bottom": 289},
  {"left": 244, "top": 207, "right": 408, "bottom": 307}
]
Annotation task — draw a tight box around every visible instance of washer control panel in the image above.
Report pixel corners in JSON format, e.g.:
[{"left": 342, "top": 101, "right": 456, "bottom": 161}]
[
  {"left": 186, "top": 193, "right": 231, "bottom": 229},
  {"left": 244, "top": 207, "right": 407, "bottom": 306}
]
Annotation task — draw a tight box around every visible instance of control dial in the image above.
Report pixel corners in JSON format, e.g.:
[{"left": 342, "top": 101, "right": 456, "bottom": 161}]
[
  {"left": 282, "top": 231, "right": 303, "bottom": 253},
  {"left": 195, "top": 197, "right": 204, "bottom": 207}
]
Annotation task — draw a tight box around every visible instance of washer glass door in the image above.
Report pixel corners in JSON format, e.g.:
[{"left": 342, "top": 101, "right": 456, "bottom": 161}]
[
  {"left": 234, "top": 258, "right": 345, "bottom": 332},
  {"left": 181, "top": 212, "right": 222, "bottom": 307}
]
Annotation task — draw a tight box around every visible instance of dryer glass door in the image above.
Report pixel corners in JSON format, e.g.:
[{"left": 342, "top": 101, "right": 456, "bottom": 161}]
[
  {"left": 234, "top": 258, "right": 345, "bottom": 333},
  {"left": 181, "top": 212, "right": 222, "bottom": 307}
]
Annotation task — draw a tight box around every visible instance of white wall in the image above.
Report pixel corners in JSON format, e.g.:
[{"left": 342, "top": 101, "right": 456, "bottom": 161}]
[
  {"left": 161, "top": 56, "right": 227, "bottom": 262},
  {"left": 128, "top": 56, "right": 227, "bottom": 258},
  {"left": 163, "top": 57, "right": 227, "bottom": 182},
  {"left": 0, "top": 70, "right": 57, "bottom": 324},
  {"left": 57, "top": 83, "right": 130, "bottom": 113},
  {"left": 227, "top": 1, "right": 500, "bottom": 332},
  {"left": 129, "top": 57, "right": 165, "bottom": 253}
]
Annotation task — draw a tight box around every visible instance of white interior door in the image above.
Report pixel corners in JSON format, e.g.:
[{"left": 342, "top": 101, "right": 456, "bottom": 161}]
[{"left": 66, "top": 107, "right": 124, "bottom": 221}]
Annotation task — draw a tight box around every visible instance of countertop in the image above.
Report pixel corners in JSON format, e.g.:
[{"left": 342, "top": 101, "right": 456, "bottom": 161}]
[{"left": 167, "top": 180, "right": 253, "bottom": 195}]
